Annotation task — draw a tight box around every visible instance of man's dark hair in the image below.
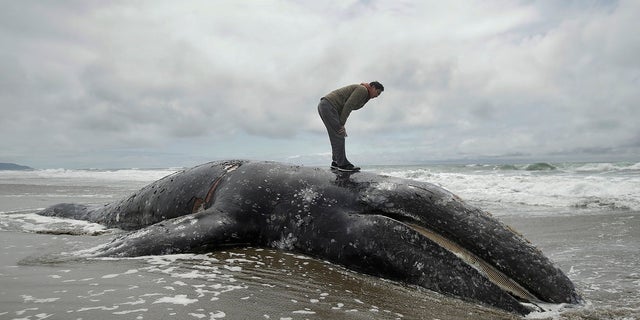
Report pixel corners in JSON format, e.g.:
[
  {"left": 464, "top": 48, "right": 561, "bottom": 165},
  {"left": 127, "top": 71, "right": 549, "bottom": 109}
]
[{"left": 370, "top": 81, "right": 384, "bottom": 92}]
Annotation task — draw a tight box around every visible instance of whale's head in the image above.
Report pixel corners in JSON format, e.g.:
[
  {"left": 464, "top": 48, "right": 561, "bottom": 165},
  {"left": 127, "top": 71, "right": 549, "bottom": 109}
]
[{"left": 344, "top": 172, "right": 582, "bottom": 312}]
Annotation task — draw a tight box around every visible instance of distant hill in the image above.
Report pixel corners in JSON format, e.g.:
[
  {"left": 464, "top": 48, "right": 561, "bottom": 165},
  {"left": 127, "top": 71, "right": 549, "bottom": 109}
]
[{"left": 0, "top": 163, "right": 33, "bottom": 170}]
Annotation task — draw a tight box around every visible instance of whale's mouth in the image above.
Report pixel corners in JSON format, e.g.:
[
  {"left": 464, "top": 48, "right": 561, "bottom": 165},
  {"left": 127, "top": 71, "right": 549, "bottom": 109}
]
[{"left": 403, "top": 221, "right": 543, "bottom": 306}]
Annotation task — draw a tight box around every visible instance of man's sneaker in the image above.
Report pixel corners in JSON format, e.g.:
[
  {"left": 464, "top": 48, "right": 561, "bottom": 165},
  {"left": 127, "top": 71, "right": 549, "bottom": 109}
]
[
  {"left": 335, "top": 164, "right": 360, "bottom": 172},
  {"left": 330, "top": 161, "right": 339, "bottom": 169}
]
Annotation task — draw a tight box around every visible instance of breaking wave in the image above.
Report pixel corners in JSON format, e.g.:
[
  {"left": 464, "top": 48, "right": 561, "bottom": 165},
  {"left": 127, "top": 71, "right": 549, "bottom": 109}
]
[{"left": 373, "top": 162, "right": 640, "bottom": 213}]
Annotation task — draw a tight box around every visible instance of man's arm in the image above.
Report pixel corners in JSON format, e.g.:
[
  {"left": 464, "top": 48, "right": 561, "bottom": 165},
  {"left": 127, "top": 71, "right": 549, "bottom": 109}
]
[{"left": 339, "top": 86, "right": 369, "bottom": 125}]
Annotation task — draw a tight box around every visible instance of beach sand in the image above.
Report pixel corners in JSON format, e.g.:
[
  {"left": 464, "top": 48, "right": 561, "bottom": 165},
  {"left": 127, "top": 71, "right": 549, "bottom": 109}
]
[{"left": 1, "top": 229, "right": 520, "bottom": 320}]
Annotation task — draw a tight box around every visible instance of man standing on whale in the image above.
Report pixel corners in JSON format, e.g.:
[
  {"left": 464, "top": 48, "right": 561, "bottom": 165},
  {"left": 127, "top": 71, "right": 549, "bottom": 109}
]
[{"left": 318, "top": 81, "right": 384, "bottom": 172}]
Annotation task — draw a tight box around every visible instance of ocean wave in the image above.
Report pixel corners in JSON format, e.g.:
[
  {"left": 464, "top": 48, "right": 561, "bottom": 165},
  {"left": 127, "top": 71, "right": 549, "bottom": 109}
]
[
  {"left": 375, "top": 167, "right": 640, "bottom": 212},
  {"left": 571, "top": 197, "right": 632, "bottom": 211},
  {"left": 0, "top": 212, "right": 113, "bottom": 235},
  {"left": 573, "top": 162, "right": 640, "bottom": 173},
  {"left": 0, "top": 168, "right": 179, "bottom": 183},
  {"left": 460, "top": 162, "right": 640, "bottom": 174},
  {"left": 524, "top": 163, "right": 557, "bottom": 171}
]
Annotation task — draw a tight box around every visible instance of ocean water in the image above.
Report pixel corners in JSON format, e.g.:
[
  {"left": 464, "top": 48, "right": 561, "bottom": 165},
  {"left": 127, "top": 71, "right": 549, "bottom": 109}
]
[{"left": 0, "top": 162, "right": 638, "bottom": 319}]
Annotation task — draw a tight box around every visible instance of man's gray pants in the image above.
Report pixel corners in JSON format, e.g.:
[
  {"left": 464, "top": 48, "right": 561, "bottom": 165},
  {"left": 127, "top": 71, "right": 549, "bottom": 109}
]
[{"left": 317, "top": 98, "right": 349, "bottom": 166}]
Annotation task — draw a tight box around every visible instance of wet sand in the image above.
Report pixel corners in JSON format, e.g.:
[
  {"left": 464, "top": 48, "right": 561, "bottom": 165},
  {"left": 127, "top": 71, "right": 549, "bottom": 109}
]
[{"left": 1, "top": 229, "right": 519, "bottom": 320}]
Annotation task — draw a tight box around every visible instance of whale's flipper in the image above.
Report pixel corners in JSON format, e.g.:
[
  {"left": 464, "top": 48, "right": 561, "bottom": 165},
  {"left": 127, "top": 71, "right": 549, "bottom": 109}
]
[{"left": 86, "top": 208, "right": 250, "bottom": 257}]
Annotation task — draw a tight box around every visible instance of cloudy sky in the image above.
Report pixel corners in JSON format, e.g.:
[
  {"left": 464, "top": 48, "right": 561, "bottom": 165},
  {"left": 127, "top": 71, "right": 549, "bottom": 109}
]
[{"left": 1, "top": 0, "right": 638, "bottom": 168}]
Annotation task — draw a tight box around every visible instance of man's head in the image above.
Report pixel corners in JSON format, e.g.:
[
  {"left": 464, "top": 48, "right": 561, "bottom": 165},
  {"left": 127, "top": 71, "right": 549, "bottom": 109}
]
[{"left": 369, "top": 81, "right": 384, "bottom": 98}]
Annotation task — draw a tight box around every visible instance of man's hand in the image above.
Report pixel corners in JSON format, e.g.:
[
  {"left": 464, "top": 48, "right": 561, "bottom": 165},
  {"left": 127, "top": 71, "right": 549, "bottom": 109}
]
[{"left": 338, "top": 126, "right": 347, "bottom": 137}]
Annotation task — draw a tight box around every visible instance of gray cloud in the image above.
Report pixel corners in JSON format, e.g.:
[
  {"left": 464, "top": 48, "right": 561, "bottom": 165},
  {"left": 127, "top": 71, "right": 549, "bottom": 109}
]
[{"left": 1, "top": 0, "right": 638, "bottom": 168}]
